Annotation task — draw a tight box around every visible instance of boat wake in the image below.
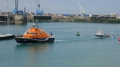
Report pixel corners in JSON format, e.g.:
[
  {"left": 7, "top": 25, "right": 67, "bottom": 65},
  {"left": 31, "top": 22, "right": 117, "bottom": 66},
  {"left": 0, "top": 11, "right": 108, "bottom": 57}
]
[{"left": 55, "top": 40, "right": 64, "bottom": 42}]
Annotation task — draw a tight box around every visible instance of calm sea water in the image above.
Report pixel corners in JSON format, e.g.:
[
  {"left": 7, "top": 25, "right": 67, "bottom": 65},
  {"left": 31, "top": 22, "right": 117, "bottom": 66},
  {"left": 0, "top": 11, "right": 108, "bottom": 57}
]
[{"left": 0, "top": 22, "right": 120, "bottom": 67}]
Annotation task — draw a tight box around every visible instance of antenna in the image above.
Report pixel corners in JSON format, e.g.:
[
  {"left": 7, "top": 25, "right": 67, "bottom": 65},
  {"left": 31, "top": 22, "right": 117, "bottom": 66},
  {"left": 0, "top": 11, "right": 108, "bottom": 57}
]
[{"left": 7, "top": 0, "right": 9, "bottom": 34}]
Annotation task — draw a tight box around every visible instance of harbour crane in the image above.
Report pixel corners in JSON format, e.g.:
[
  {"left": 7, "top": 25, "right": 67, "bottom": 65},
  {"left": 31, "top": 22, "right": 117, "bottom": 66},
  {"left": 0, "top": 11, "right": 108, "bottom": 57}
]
[
  {"left": 77, "top": 0, "right": 85, "bottom": 17},
  {"left": 12, "top": 0, "right": 23, "bottom": 15},
  {"left": 35, "top": 0, "right": 43, "bottom": 15},
  {"left": 12, "top": 0, "right": 18, "bottom": 14},
  {"left": 15, "top": 0, "right": 18, "bottom": 11}
]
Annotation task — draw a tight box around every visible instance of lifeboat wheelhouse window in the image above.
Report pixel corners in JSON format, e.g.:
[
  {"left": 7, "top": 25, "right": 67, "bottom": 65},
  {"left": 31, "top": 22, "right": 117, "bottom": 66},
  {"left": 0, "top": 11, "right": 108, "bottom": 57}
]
[{"left": 26, "top": 32, "right": 37, "bottom": 34}]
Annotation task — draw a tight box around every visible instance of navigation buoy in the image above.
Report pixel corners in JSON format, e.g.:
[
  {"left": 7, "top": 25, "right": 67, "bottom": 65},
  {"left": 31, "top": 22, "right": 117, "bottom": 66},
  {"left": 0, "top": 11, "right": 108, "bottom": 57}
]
[{"left": 76, "top": 32, "right": 80, "bottom": 36}]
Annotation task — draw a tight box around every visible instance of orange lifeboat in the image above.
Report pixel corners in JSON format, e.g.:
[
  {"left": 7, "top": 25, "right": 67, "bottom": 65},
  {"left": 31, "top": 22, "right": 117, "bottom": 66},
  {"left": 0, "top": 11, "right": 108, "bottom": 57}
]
[{"left": 15, "top": 24, "right": 54, "bottom": 43}]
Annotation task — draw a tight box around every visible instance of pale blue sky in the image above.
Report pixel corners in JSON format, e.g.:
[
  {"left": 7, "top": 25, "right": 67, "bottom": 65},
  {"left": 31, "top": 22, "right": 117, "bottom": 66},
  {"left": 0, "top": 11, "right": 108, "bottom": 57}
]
[{"left": 0, "top": 0, "right": 120, "bottom": 15}]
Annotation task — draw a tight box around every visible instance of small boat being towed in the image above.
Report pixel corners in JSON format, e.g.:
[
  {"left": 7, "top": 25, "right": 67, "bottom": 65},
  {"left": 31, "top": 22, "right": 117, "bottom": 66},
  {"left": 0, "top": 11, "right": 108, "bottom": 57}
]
[{"left": 15, "top": 24, "right": 55, "bottom": 43}]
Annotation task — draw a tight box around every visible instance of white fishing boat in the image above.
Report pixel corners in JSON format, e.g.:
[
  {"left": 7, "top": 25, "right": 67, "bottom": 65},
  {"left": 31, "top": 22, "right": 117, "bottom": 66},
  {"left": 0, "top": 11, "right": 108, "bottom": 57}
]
[{"left": 95, "top": 27, "right": 110, "bottom": 38}]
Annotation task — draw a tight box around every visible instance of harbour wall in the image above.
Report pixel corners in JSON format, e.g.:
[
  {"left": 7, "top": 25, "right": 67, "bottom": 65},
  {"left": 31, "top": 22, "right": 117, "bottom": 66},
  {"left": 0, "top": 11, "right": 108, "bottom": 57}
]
[{"left": 0, "top": 14, "right": 120, "bottom": 24}]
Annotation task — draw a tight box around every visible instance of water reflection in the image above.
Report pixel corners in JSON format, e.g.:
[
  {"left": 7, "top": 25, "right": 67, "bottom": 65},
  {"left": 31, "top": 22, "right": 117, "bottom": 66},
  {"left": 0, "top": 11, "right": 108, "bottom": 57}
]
[
  {"left": 15, "top": 42, "right": 54, "bottom": 52},
  {"left": 29, "top": 43, "right": 54, "bottom": 53},
  {"left": 15, "top": 43, "right": 54, "bottom": 67},
  {"left": 0, "top": 39, "right": 14, "bottom": 41}
]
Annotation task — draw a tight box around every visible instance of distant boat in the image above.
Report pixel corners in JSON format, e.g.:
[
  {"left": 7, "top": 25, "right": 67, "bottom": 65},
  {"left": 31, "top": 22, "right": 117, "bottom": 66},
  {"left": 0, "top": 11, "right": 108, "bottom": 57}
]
[
  {"left": 95, "top": 27, "right": 110, "bottom": 38},
  {"left": 15, "top": 23, "right": 55, "bottom": 43}
]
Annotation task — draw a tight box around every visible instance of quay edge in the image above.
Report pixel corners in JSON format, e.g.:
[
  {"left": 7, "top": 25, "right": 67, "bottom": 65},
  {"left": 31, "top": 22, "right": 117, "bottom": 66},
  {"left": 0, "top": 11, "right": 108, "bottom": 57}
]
[{"left": 1, "top": 13, "right": 120, "bottom": 23}]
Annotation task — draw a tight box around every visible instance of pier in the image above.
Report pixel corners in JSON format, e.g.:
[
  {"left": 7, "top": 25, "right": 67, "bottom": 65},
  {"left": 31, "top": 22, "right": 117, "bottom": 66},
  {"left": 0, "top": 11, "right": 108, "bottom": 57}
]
[{"left": 12, "top": 14, "right": 27, "bottom": 24}]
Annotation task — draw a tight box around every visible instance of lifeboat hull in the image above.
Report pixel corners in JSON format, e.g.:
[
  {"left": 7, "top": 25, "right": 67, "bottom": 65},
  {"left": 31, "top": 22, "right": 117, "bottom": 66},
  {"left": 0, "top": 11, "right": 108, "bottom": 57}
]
[{"left": 15, "top": 37, "right": 54, "bottom": 43}]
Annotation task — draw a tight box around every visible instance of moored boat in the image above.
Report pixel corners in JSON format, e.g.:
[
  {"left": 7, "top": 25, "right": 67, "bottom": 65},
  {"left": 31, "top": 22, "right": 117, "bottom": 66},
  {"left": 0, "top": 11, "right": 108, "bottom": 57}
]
[
  {"left": 15, "top": 24, "right": 55, "bottom": 43},
  {"left": 0, "top": 34, "right": 15, "bottom": 40},
  {"left": 0, "top": 0, "right": 15, "bottom": 40}
]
